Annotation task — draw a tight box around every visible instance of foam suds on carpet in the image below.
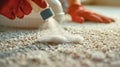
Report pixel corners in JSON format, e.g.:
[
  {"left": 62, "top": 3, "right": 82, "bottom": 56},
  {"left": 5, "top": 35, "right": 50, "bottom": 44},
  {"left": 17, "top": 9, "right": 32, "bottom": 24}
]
[{"left": 0, "top": 6, "right": 120, "bottom": 67}]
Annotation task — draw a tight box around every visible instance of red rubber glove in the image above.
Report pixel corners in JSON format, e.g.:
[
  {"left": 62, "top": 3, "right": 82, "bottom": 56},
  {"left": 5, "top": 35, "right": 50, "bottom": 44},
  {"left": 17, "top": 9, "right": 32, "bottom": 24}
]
[
  {"left": 0, "top": 0, "right": 32, "bottom": 19},
  {"left": 0, "top": 0, "right": 47, "bottom": 20},
  {"left": 67, "top": 3, "right": 114, "bottom": 23},
  {"left": 32, "top": 0, "right": 47, "bottom": 8}
]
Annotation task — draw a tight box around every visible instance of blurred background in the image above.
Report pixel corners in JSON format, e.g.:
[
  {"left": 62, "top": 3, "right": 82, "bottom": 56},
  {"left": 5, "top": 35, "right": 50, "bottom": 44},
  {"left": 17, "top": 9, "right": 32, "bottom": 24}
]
[{"left": 82, "top": 0, "right": 120, "bottom": 6}]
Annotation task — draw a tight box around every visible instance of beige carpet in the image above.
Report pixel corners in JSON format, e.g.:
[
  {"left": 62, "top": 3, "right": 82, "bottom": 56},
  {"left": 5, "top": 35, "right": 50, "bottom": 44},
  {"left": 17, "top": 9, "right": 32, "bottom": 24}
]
[{"left": 0, "top": 6, "right": 120, "bottom": 67}]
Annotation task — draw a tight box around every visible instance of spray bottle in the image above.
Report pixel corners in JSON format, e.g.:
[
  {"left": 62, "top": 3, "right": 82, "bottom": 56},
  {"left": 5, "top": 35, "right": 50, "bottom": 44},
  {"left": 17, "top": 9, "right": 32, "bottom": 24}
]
[{"left": 46, "top": 0, "right": 71, "bottom": 23}]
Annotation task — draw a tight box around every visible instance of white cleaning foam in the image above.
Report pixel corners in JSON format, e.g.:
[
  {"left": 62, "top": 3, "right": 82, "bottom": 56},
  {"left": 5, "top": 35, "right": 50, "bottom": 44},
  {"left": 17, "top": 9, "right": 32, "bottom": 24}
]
[{"left": 38, "top": 17, "right": 84, "bottom": 43}]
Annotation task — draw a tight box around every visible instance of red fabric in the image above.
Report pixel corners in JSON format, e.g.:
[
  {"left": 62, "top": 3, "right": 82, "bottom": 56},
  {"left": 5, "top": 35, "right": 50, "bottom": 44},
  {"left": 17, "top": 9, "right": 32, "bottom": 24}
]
[
  {"left": 0, "top": 0, "right": 47, "bottom": 20},
  {"left": 68, "top": 3, "right": 114, "bottom": 23}
]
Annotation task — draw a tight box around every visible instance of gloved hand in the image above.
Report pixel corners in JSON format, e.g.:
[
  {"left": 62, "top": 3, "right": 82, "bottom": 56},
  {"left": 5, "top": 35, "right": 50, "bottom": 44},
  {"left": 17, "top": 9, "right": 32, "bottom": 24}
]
[
  {"left": 67, "top": 3, "right": 114, "bottom": 23},
  {"left": 32, "top": 0, "right": 47, "bottom": 8},
  {"left": 0, "top": 0, "right": 32, "bottom": 19},
  {"left": 0, "top": 0, "right": 47, "bottom": 20}
]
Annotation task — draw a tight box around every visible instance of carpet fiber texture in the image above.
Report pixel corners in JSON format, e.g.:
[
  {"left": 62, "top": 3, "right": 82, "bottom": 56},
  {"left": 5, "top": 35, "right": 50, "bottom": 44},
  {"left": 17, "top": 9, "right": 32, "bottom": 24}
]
[{"left": 0, "top": 6, "right": 120, "bottom": 67}]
